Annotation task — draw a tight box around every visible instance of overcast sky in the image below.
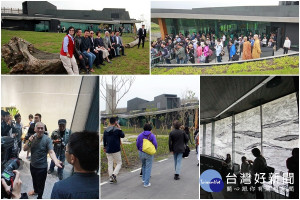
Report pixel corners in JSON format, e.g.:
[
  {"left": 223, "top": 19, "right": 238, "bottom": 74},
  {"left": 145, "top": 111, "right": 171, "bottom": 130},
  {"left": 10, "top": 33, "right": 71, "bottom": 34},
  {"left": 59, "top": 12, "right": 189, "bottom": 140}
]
[
  {"left": 100, "top": 75, "right": 200, "bottom": 111},
  {"left": 151, "top": 0, "right": 280, "bottom": 9},
  {"left": 1, "top": 0, "right": 150, "bottom": 29}
]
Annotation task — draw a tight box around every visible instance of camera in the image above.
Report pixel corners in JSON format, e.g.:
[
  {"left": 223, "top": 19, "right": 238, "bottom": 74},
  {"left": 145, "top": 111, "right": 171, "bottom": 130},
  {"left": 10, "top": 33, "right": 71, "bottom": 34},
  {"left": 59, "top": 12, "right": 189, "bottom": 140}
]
[{"left": 1, "top": 158, "right": 20, "bottom": 185}]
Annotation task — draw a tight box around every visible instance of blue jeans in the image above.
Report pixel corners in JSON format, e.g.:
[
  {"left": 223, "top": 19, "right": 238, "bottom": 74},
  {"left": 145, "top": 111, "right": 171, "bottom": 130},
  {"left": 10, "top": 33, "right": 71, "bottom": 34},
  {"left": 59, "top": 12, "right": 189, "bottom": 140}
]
[
  {"left": 49, "top": 151, "right": 65, "bottom": 175},
  {"left": 82, "top": 51, "right": 96, "bottom": 69},
  {"left": 139, "top": 151, "right": 153, "bottom": 185},
  {"left": 173, "top": 153, "right": 183, "bottom": 175},
  {"left": 217, "top": 56, "right": 221, "bottom": 62},
  {"left": 115, "top": 47, "right": 120, "bottom": 56}
]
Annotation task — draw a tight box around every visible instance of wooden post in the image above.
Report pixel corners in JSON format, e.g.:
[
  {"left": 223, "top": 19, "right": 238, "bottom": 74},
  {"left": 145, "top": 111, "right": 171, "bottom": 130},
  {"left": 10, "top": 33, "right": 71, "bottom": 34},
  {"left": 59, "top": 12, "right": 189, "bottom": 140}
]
[
  {"left": 120, "top": 139, "right": 129, "bottom": 165},
  {"left": 194, "top": 108, "right": 199, "bottom": 128},
  {"left": 158, "top": 18, "right": 168, "bottom": 39}
]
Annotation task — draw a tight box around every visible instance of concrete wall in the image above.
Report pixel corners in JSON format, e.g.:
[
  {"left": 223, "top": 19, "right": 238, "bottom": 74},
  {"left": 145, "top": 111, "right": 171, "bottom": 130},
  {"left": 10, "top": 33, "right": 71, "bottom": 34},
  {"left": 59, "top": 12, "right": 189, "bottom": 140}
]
[{"left": 1, "top": 76, "right": 82, "bottom": 134}]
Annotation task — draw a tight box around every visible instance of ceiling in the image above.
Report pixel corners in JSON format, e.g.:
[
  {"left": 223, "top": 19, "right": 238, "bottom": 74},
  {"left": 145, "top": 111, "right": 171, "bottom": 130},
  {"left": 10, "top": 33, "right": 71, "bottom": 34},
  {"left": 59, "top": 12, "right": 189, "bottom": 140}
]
[{"left": 200, "top": 76, "right": 298, "bottom": 124}]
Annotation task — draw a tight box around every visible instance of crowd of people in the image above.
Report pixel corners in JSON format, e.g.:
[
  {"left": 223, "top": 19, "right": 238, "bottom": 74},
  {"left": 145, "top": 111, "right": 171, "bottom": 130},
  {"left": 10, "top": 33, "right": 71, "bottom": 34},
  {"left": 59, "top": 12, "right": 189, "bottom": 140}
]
[
  {"left": 103, "top": 118, "right": 199, "bottom": 187},
  {"left": 220, "top": 147, "right": 299, "bottom": 199},
  {"left": 1, "top": 111, "right": 99, "bottom": 199},
  {"left": 60, "top": 26, "right": 127, "bottom": 75},
  {"left": 151, "top": 31, "right": 291, "bottom": 65}
]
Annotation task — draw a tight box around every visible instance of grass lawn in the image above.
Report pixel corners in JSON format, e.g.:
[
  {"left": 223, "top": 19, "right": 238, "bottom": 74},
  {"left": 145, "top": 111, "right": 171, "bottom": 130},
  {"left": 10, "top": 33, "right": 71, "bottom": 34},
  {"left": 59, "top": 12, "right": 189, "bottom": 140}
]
[
  {"left": 151, "top": 56, "right": 299, "bottom": 75},
  {"left": 151, "top": 22, "right": 160, "bottom": 34},
  {"left": 1, "top": 29, "right": 149, "bottom": 74}
]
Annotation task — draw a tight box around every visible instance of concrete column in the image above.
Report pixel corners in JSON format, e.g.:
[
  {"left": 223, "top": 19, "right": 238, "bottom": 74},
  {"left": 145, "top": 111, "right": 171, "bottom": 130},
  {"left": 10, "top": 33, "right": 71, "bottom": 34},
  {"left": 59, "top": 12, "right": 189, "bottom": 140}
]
[
  {"left": 202, "top": 124, "right": 206, "bottom": 154},
  {"left": 158, "top": 18, "right": 168, "bottom": 39},
  {"left": 260, "top": 105, "right": 263, "bottom": 155},
  {"left": 232, "top": 114, "right": 235, "bottom": 164},
  {"left": 211, "top": 121, "right": 215, "bottom": 157}
]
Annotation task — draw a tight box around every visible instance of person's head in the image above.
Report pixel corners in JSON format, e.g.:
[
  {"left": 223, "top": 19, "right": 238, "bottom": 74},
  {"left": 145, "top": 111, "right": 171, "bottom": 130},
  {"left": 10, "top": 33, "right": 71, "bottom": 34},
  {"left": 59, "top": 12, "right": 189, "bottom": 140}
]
[
  {"left": 254, "top": 34, "right": 258, "bottom": 40},
  {"left": 286, "top": 36, "right": 289, "bottom": 40},
  {"left": 105, "top": 31, "right": 109, "bottom": 37},
  {"left": 229, "top": 40, "right": 232, "bottom": 45},
  {"left": 243, "top": 36, "right": 247, "bottom": 42},
  {"left": 34, "top": 113, "right": 41, "bottom": 123},
  {"left": 111, "top": 31, "right": 115, "bottom": 36},
  {"left": 292, "top": 148, "right": 299, "bottom": 157},
  {"left": 241, "top": 156, "right": 247, "bottom": 163},
  {"left": 65, "top": 131, "right": 99, "bottom": 172},
  {"left": 173, "top": 120, "right": 181, "bottom": 129},
  {"left": 96, "top": 31, "right": 101, "bottom": 37},
  {"left": 35, "top": 122, "right": 45, "bottom": 138},
  {"left": 84, "top": 30, "right": 90, "bottom": 37},
  {"left": 58, "top": 119, "right": 67, "bottom": 132},
  {"left": 226, "top": 154, "right": 231, "bottom": 160},
  {"left": 29, "top": 114, "right": 33, "bottom": 121},
  {"left": 109, "top": 117, "right": 117, "bottom": 125},
  {"left": 161, "top": 41, "right": 166, "bottom": 48},
  {"left": 67, "top": 26, "right": 75, "bottom": 36},
  {"left": 143, "top": 123, "right": 152, "bottom": 131},
  {"left": 89, "top": 30, "right": 94, "bottom": 37},
  {"left": 188, "top": 43, "right": 193, "bottom": 48},
  {"left": 116, "top": 31, "right": 120, "bottom": 36},
  {"left": 75, "top": 28, "right": 82, "bottom": 37},
  {"left": 142, "top": 25, "right": 145, "bottom": 29},
  {"left": 251, "top": 148, "right": 261, "bottom": 157},
  {"left": 4, "top": 112, "right": 10, "bottom": 122},
  {"left": 14, "top": 113, "right": 21, "bottom": 123}
]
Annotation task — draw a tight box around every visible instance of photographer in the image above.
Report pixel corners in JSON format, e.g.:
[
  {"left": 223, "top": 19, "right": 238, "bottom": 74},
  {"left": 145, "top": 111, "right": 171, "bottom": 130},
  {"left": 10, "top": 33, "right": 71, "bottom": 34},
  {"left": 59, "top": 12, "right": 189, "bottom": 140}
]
[
  {"left": 48, "top": 119, "right": 71, "bottom": 180},
  {"left": 13, "top": 114, "right": 23, "bottom": 158},
  {"left": 50, "top": 131, "right": 99, "bottom": 199},
  {"left": 23, "top": 122, "right": 62, "bottom": 199},
  {"left": 1, "top": 112, "right": 15, "bottom": 137}
]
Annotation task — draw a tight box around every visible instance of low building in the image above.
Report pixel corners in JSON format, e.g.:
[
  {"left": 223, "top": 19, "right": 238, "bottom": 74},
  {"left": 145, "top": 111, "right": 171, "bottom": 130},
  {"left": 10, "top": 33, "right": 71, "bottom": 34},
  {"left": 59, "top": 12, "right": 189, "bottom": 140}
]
[{"left": 2, "top": 1, "right": 142, "bottom": 33}]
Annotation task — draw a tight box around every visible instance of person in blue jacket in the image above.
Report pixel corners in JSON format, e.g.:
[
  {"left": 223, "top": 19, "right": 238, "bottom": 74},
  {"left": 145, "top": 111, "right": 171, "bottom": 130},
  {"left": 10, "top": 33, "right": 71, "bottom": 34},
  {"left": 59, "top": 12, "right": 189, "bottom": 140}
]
[
  {"left": 229, "top": 40, "right": 236, "bottom": 61},
  {"left": 136, "top": 123, "right": 157, "bottom": 188}
]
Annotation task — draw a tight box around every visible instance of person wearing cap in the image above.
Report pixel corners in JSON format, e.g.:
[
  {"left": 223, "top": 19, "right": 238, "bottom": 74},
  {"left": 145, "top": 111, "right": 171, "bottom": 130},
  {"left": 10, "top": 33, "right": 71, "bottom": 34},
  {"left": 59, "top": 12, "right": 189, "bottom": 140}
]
[
  {"left": 137, "top": 25, "right": 146, "bottom": 48},
  {"left": 48, "top": 119, "right": 71, "bottom": 180}
]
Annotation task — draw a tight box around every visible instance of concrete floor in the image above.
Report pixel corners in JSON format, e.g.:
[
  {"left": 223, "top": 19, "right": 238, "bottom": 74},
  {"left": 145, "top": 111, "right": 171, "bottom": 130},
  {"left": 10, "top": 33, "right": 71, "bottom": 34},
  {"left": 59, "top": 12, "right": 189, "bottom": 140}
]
[
  {"left": 16, "top": 146, "right": 73, "bottom": 199},
  {"left": 101, "top": 150, "right": 199, "bottom": 199}
]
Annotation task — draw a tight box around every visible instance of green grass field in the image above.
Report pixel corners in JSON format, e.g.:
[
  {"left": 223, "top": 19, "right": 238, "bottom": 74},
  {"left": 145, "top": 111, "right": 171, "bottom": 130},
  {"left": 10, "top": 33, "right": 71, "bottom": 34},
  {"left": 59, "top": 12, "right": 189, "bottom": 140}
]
[
  {"left": 151, "top": 56, "right": 299, "bottom": 75},
  {"left": 1, "top": 29, "right": 149, "bottom": 74}
]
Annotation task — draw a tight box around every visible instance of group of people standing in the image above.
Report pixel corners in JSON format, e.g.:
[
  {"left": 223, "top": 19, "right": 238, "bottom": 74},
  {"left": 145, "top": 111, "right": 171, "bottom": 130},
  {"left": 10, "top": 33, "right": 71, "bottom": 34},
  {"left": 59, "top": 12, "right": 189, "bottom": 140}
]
[
  {"left": 103, "top": 118, "right": 198, "bottom": 188},
  {"left": 59, "top": 26, "right": 126, "bottom": 75},
  {"left": 1, "top": 111, "right": 99, "bottom": 199},
  {"left": 152, "top": 30, "right": 292, "bottom": 65}
]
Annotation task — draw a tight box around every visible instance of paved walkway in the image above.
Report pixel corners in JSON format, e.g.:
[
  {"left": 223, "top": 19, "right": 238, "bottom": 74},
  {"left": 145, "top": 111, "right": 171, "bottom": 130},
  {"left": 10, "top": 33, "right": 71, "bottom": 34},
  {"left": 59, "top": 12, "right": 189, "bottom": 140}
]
[{"left": 101, "top": 150, "right": 199, "bottom": 199}]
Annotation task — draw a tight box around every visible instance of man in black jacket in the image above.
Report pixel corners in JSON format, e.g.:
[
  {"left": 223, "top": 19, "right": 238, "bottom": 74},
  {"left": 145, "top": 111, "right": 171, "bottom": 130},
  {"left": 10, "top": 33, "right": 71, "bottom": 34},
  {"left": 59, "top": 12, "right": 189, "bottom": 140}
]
[
  {"left": 137, "top": 25, "right": 146, "bottom": 48},
  {"left": 89, "top": 30, "right": 104, "bottom": 69},
  {"left": 74, "top": 29, "right": 89, "bottom": 74},
  {"left": 103, "top": 117, "right": 125, "bottom": 184},
  {"left": 169, "top": 120, "right": 188, "bottom": 180}
]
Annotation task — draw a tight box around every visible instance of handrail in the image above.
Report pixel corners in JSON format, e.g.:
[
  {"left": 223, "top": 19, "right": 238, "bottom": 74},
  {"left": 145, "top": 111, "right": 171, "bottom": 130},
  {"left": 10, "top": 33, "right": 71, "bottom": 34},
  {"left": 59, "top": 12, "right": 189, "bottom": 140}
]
[{"left": 153, "top": 52, "right": 299, "bottom": 68}]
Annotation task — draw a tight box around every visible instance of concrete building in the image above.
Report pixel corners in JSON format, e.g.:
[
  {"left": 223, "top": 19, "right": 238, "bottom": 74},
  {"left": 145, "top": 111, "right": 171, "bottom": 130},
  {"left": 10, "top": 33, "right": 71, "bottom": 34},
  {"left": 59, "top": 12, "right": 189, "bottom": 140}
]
[
  {"left": 1, "top": 1, "right": 142, "bottom": 32},
  {"left": 152, "top": 1, "right": 299, "bottom": 49},
  {"left": 127, "top": 94, "right": 180, "bottom": 112}
]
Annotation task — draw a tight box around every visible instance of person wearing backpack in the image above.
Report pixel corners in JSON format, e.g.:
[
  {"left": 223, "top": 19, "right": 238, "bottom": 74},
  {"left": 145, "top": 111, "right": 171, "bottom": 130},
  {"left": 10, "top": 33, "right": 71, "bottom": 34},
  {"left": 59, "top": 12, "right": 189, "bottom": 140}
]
[
  {"left": 169, "top": 120, "right": 188, "bottom": 180},
  {"left": 136, "top": 124, "right": 157, "bottom": 188}
]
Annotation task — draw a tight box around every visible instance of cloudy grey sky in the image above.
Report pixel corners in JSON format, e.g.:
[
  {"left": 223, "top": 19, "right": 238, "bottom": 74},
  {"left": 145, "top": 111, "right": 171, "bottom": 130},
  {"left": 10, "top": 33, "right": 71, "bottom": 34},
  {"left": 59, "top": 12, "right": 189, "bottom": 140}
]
[
  {"left": 1, "top": 0, "right": 150, "bottom": 29},
  {"left": 100, "top": 75, "right": 200, "bottom": 111},
  {"left": 151, "top": 0, "right": 280, "bottom": 9}
]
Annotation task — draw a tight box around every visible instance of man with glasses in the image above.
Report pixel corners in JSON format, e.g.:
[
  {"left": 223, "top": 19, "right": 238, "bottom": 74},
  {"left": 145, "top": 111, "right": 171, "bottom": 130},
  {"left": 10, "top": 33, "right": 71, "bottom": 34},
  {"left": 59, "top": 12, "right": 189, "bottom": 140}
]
[
  {"left": 50, "top": 131, "right": 99, "bottom": 199},
  {"left": 24, "top": 122, "right": 62, "bottom": 199},
  {"left": 59, "top": 26, "right": 79, "bottom": 75}
]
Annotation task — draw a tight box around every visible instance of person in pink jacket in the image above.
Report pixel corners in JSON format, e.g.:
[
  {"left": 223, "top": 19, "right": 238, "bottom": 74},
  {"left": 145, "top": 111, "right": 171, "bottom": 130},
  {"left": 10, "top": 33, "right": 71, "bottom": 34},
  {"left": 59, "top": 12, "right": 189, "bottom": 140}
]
[
  {"left": 203, "top": 44, "right": 210, "bottom": 63},
  {"left": 196, "top": 42, "right": 202, "bottom": 63}
]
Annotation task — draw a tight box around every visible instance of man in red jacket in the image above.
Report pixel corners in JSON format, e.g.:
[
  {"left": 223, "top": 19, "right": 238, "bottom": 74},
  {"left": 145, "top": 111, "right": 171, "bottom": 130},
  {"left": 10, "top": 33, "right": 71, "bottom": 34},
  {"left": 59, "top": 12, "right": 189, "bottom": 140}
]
[{"left": 60, "top": 26, "right": 79, "bottom": 75}]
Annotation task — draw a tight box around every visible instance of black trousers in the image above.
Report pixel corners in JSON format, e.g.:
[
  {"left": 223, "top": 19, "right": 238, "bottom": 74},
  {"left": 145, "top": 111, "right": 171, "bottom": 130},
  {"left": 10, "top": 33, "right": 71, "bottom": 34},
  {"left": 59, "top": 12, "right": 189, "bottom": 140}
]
[
  {"left": 92, "top": 50, "right": 104, "bottom": 65},
  {"left": 108, "top": 48, "right": 116, "bottom": 59},
  {"left": 30, "top": 164, "right": 47, "bottom": 199},
  {"left": 284, "top": 47, "right": 289, "bottom": 54},
  {"left": 138, "top": 36, "right": 145, "bottom": 48}
]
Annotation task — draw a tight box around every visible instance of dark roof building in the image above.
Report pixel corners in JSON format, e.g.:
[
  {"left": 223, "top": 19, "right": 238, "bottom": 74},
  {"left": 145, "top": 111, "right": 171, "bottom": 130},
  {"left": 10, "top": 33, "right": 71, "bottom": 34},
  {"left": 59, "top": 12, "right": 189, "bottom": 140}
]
[
  {"left": 2, "top": 1, "right": 142, "bottom": 32},
  {"left": 127, "top": 94, "right": 180, "bottom": 112},
  {"left": 152, "top": 1, "right": 299, "bottom": 49}
]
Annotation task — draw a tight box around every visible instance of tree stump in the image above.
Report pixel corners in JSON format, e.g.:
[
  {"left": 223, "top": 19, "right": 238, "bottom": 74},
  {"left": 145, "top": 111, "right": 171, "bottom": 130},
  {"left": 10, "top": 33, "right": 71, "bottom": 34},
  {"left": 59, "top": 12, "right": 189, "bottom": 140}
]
[{"left": 2, "top": 37, "right": 67, "bottom": 74}]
